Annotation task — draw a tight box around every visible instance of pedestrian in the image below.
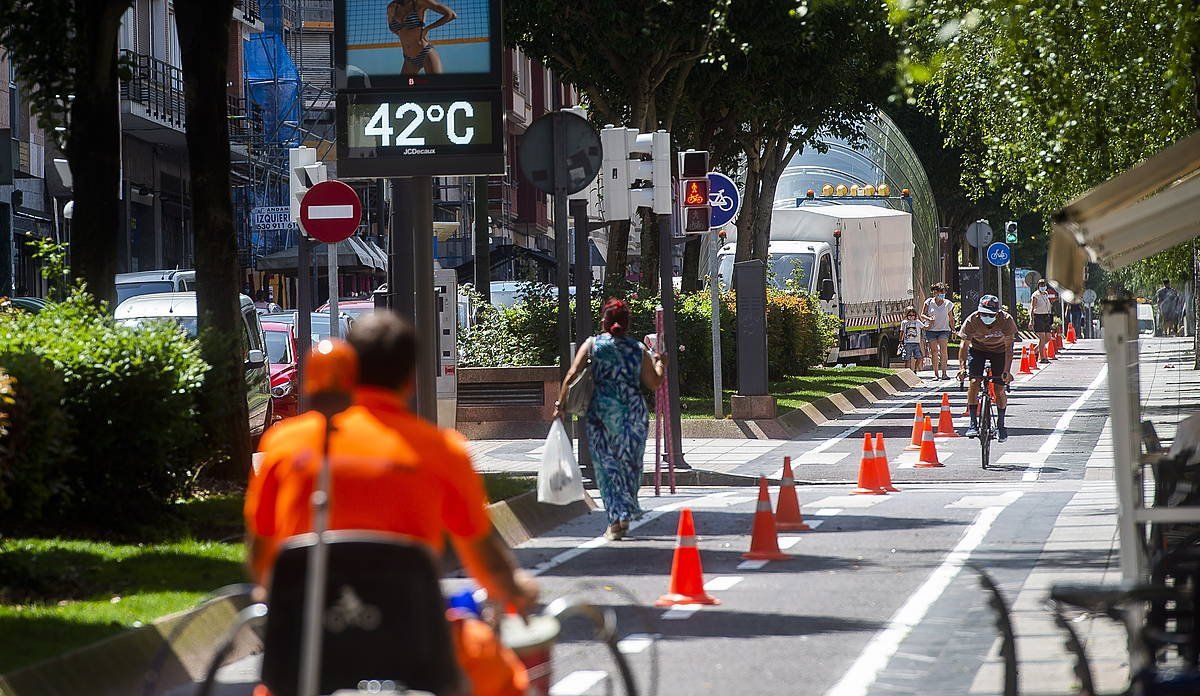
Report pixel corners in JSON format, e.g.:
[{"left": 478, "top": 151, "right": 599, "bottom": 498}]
[
  {"left": 922, "top": 283, "right": 955, "bottom": 379},
  {"left": 555, "top": 298, "right": 666, "bottom": 541},
  {"left": 1157, "top": 279, "right": 1183, "bottom": 336},
  {"left": 900, "top": 306, "right": 927, "bottom": 377},
  {"left": 1029, "top": 279, "right": 1053, "bottom": 363},
  {"left": 247, "top": 312, "right": 536, "bottom": 696}
]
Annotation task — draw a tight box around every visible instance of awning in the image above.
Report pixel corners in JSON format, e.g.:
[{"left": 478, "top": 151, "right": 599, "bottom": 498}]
[
  {"left": 256, "top": 236, "right": 388, "bottom": 273},
  {"left": 1050, "top": 129, "right": 1200, "bottom": 300}
]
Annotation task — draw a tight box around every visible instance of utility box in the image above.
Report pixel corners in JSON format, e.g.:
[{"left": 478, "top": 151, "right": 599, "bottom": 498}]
[
  {"left": 732, "top": 259, "right": 775, "bottom": 419},
  {"left": 434, "top": 269, "right": 458, "bottom": 430}
]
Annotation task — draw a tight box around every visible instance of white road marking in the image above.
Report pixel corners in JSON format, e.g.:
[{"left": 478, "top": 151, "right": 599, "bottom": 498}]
[
  {"left": 945, "top": 491, "right": 1024, "bottom": 509},
  {"left": 661, "top": 604, "right": 702, "bottom": 620},
  {"left": 806, "top": 520, "right": 825, "bottom": 529},
  {"left": 778, "top": 536, "right": 802, "bottom": 550},
  {"left": 797, "top": 384, "right": 941, "bottom": 457},
  {"left": 810, "top": 496, "right": 891, "bottom": 509},
  {"left": 617, "top": 634, "right": 656, "bottom": 655},
  {"left": 814, "top": 508, "right": 844, "bottom": 516},
  {"left": 528, "top": 491, "right": 738, "bottom": 577},
  {"left": 550, "top": 670, "right": 608, "bottom": 695},
  {"left": 896, "top": 452, "right": 955, "bottom": 469},
  {"left": 737, "top": 559, "right": 769, "bottom": 570},
  {"left": 306, "top": 204, "right": 356, "bottom": 219},
  {"left": 822, "top": 505, "right": 1007, "bottom": 696},
  {"left": 1021, "top": 368, "right": 1107, "bottom": 481},
  {"left": 704, "top": 576, "right": 744, "bottom": 591}
]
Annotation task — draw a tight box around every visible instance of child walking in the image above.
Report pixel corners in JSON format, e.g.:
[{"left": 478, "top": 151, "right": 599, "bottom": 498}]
[{"left": 900, "top": 306, "right": 928, "bottom": 376}]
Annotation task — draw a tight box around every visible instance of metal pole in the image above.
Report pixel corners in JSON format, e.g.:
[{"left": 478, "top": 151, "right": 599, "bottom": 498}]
[
  {"left": 996, "top": 265, "right": 1002, "bottom": 307},
  {"left": 413, "top": 175, "right": 437, "bottom": 422},
  {"left": 296, "top": 234, "right": 313, "bottom": 411},
  {"left": 1104, "top": 299, "right": 1142, "bottom": 581},
  {"left": 710, "top": 233, "right": 723, "bottom": 418},
  {"left": 658, "top": 212, "right": 686, "bottom": 468},
  {"left": 570, "top": 197, "right": 593, "bottom": 475},
  {"left": 552, "top": 116, "right": 572, "bottom": 384},
  {"left": 326, "top": 243, "right": 339, "bottom": 339},
  {"left": 474, "top": 176, "right": 491, "bottom": 303},
  {"left": 391, "top": 178, "right": 415, "bottom": 320}
]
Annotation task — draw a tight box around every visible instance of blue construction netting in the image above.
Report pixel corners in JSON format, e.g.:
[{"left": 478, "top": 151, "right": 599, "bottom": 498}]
[{"left": 245, "top": 30, "right": 301, "bottom": 148}]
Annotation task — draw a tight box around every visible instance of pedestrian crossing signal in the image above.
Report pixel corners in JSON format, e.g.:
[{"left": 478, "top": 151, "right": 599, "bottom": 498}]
[{"left": 684, "top": 206, "right": 709, "bottom": 232}]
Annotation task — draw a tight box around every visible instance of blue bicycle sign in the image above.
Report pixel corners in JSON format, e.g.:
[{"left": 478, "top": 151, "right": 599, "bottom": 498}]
[
  {"left": 987, "top": 242, "right": 1012, "bottom": 267},
  {"left": 707, "top": 172, "right": 740, "bottom": 228}
]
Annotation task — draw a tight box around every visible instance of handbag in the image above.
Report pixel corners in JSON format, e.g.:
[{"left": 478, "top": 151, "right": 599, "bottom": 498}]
[
  {"left": 537, "top": 419, "right": 586, "bottom": 505},
  {"left": 560, "top": 338, "right": 594, "bottom": 415}
]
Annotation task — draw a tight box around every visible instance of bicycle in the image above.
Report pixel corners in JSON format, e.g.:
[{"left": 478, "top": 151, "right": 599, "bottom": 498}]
[{"left": 959, "top": 370, "right": 1009, "bottom": 470}]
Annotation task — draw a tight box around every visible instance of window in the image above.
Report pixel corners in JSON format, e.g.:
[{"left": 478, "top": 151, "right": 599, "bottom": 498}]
[
  {"left": 242, "top": 309, "right": 263, "bottom": 351},
  {"left": 817, "top": 254, "right": 833, "bottom": 287}
]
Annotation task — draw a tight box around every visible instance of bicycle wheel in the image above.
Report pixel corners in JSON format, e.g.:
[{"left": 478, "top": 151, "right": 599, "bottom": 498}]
[{"left": 980, "top": 397, "right": 992, "bottom": 470}]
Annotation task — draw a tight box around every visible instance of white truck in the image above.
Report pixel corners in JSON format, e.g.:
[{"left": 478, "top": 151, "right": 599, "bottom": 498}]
[{"left": 716, "top": 203, "right": 915, "bottom": 366}]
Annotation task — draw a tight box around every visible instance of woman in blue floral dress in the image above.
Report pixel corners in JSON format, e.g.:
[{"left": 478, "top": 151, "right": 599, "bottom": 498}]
[{"left": 556, "top": 299, "right": 667, "bottom": 540}]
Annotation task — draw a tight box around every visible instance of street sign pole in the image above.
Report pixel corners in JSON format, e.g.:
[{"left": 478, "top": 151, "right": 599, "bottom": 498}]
[
  {"left": 414, "top": 176, "right": 437, "bottom": 423},
  {"left": 327, "top": 243, "right": 339, "bottom": 339},
  {"left": 570, "top": 196, "right": 593, "bottom": 475},
  {"left": 710, "top": 234, "right": 723, "bottom": 418}
]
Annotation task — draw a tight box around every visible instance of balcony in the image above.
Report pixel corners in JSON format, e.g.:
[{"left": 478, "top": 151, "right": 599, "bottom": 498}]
[
  {"left": 302, "top": 0, "right": 334, "bottom": 26},
  {"left": 119, "top": 50, "right": 188, "bottom": 146},
  {"left": 233, "top": 0, "right": 265, "bottom": 30}
]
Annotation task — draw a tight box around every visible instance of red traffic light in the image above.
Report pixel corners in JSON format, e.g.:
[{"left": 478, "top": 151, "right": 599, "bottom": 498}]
[{"left": 683, "top": 179, "right": 709, "bottom": 207}]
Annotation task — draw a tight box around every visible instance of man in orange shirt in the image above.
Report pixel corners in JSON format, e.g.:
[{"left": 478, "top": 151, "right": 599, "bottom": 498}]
[{"left": 246, "top": 311, "right": 536, "bottom": 696}]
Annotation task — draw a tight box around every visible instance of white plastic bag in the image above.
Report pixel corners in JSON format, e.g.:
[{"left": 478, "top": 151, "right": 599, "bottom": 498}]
[{"left": 537, "top": 420, "right": 586, "bottom": 506}]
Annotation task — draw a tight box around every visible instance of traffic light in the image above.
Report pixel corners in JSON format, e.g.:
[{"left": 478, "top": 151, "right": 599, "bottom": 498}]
[
  {"left": 288, "top": 146, "right": 327, "bottom": 225},
  {"left": 1005, "top": 221, "right": 1018, "bottom": 244},
  {"left": 678, "top": 149, "right": 711, "bottom": 233},
  {"left": 599, "top": 127, "right": 672, "bottom": 221}
]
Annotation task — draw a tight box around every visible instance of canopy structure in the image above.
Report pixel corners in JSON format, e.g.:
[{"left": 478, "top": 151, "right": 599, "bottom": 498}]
[
  {"left": 256, "top": 237, "right": 387, "bottom": 274},
  {"left": 1049, "top": 130, "right": 1200, "bottom": 299}
]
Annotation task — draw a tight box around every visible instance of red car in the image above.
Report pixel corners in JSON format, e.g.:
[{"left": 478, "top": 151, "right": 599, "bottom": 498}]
[{"left": 261, "top": 321, "right": 299, "bottom": 421}]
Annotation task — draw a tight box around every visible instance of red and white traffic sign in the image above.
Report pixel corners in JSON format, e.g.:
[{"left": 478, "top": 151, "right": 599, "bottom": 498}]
[{"left": 299, "top": 180, "right": 362, "bottom": 244}]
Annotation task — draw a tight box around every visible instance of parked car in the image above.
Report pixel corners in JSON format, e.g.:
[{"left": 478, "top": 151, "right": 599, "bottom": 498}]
[
  {"left": 261, "top": 320, "right": 299, "bottom": 421},
  {"left": 5, "top": 296, "right": 48, "bottom": 313},
  {"left": 259, "top": 311, "right": 353, "bottom": 344},
  {"left": 114, "top": 269, "right": 195, "bottom": 305},
  {"left": 114, "top": 292, "right": 272, "bottom": 438}
]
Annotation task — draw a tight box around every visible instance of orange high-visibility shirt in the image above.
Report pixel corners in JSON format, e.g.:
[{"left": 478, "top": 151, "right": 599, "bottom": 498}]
[{"left": 245, "top": 398, "right": 491, "bottom": 581}]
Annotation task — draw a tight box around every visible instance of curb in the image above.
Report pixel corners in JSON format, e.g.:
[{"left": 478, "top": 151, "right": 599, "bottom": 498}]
[
  {"left": 658, "top": 370, "right": 922, "bottom": 440},
  {"left": 0, "top": 492, "right": 597, "bottom": 696}
]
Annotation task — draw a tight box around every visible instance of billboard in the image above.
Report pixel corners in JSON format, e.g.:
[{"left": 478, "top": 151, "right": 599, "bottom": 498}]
[{"left": 336, "top": 0, "right": 501, "bottom": 89}]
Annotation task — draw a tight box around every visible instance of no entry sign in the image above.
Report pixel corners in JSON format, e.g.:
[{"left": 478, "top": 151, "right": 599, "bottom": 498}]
[{"left": 299, "top": 180, "right": 362, "bottom": 243}]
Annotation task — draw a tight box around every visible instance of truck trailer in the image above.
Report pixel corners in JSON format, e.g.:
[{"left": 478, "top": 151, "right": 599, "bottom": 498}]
[{"left": 717, "top": 203, "right": 916, "bottom": 366}]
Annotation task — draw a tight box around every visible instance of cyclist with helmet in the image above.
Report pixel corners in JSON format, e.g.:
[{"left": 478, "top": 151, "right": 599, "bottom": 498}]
[{"left": 956, "top": 295, "right": 1018, "bottom": 441}]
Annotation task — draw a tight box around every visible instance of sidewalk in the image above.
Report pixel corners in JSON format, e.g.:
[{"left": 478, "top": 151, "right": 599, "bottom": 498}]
[{"left": 970, "top": 336, "right": 1199, "bottom": 695}]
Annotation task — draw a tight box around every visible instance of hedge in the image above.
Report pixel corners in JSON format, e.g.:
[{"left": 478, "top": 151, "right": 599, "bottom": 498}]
[
  {"left": 458, "top": 283, "right": 838, "bottom": 395},
  {"left": 0, "top": 292, "right": 209, "bottom": 530}
]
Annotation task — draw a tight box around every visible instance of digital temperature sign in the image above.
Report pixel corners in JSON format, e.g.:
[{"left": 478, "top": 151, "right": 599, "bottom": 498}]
[{"left": 336, "top": 90, "right": 504, "bottom": 178}]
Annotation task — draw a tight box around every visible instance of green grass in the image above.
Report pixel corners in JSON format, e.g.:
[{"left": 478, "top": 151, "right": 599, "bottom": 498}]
[
  {"left": 680, "top": 366, "right": 895, "bottom": 419},
  {"left": 0, "top": 495, "right": 247, "bottom": 674},
  {"left": 483, "top": 474, "right": 537, "bottom": 502}
]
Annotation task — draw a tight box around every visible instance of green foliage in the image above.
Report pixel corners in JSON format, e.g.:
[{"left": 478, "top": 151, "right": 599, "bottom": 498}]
[
  {"left": 0, "top": 291, "right": 209, "bottom": 530},
  {"left": 458, "top": 283, "right": 838, "bottom": 394},
  {"left": 0, "top": 353, "right": 70, "bottom": 525},
  {"left": 26, "top": 236, "right": 71, "bottom": 302}
]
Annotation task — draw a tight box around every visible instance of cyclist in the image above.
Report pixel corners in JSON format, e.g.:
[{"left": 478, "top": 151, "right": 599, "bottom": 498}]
[{"left": 956, "top": 294, "right": 1018, "bottom": 441}]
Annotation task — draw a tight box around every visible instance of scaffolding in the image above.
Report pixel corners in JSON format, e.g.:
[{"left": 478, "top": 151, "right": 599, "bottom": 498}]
[{"left": 232, "top": 0, "right": 335, "bottom": 269}]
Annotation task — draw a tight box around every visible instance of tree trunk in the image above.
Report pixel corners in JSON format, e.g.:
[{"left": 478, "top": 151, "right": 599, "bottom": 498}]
[
  {"left": 176, "top": 0, "right": 251, "bottom": 479},
  {"left": 638, "top": 209, "right": 659, "bottom": 296},
  {"left": 603, "top": 219, "right": 631, "bottom": 296},
  {"left": 681, "top": 236, "right": 702, "bottom": 292},
  {"left": 66, "top": 2, "right": 128, "bottom": 306},
  {"left": 735, "top": 165, "right": 760, "bottom": 263},
  {"left": 751, "top": 152, "right": 787, "bottom": 262}
]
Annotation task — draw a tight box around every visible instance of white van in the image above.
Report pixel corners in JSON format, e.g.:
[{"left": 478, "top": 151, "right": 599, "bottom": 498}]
[
  {"left": 114, "top": 292, "right": 273, "bottom": 437},
  {"left": 1137, "top": 302, "right": 1155, "bottom": 335}
]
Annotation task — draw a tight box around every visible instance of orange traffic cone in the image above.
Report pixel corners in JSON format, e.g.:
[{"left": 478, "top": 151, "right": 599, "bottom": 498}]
[
  {"left": 1048, "top": 338, "right": 1057, "bottom": 359},
  {"left": 906, "top": 403, "right": 925, "bottom": 451},
  {"left": 743, "top": 477, "right": 790, "bottom": 560},
  {"left": 775, "top": 457, "right": 812, "bottom": 532},
  {"left": 853, "top": 434, "right": 887, "bottom": 495},
  {"left": 1019, "top": 346, "right": 1032, "bottom": 374},
  {"left": 1028, "top": 344, "right": 1040, "bottom": 369},
  {"left": 935, "top": 392, "right": 958, "bottom": 438},
  {"left": 1066, "top": 322, "right": 1077, "bottom": 343},
  {"left": 657, "top": 508, "right": 720, "bottom": 606},
  {"left": 1058, "top": 332, "right": 1066, "bottom": 350},
  {"left": 874, "top": 432, "right": 900, "bottom": 492},
  {"left": 915, "top": 416, "right": 944, "bottom": 468}
]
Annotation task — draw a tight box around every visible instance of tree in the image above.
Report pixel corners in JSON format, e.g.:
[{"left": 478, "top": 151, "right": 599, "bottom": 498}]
[
  {"left": 677, "top": 0, "right": 896, "bottom": 267},
  {"left": 507, "top": 0, "right": 729, "bottom": 293},
  {"left": 175, "top": 0, "right": 251, "bottom": 477},
  {"left": 0, "top": 1, "right": 132, "bottom": 305}
]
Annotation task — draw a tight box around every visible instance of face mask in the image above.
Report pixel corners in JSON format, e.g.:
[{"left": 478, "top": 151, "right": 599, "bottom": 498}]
[
  {"left": 936, "top": 293, "right": 945, "bottom": 300},
  {"left": 1038, "top": 285, "right": 1047, "bottom": 291},
  {"left": 980, "top": 315, "right": 997, "bottom": 326}
]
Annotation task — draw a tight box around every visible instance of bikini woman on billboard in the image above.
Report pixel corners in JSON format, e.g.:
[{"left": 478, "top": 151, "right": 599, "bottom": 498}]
[{"left": 386, "top": 0, "right": 457, "bottom": 75}]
